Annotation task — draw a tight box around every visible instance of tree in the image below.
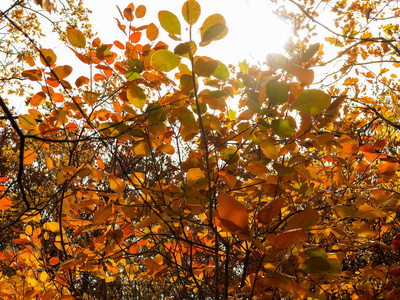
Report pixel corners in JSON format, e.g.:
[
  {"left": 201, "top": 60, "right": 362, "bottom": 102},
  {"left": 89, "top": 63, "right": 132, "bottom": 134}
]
[{"left": 1, "top": 0, "right": 400, "bottom": 299}]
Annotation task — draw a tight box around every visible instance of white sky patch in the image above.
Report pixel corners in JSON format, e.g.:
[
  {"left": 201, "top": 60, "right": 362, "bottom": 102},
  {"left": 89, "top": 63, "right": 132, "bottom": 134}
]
[{"left": 85, "top": 0, "right": 291, "bottom": 65}]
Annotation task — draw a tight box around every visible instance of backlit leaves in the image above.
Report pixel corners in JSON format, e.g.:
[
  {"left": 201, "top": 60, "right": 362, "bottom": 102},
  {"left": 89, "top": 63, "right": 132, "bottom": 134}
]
[
  {"left": 266, "top": 80, "right": 289, "bottom": 105},
  {"left": 150, "top": 50, "right": 181, "bottom": 72},
  {"left": 182, "top": 0, "right": 201, "bottom": 25},
  {"left": 200, "top": 14, "right": 228, "bottom": 44},
  {"left": 292, "top": 89, "right": 331, "bottom": 114},
  {"left": 271, "top": 117, "right": 296, "bottom": 138},
  {"left": 2, "top": 1, "right": 400, "bottom": 299},
  {"left": 158, "top": 11, "right": 181, "bottom": 35},
  {"left": 301, "top": 43, "right": 320, "bottom": 62},
  {"left": 127, "top": 83, "right": 146, "bottom": 109},
  {"left": 215, "top": 192, "right": 249, "bottom": 235}
]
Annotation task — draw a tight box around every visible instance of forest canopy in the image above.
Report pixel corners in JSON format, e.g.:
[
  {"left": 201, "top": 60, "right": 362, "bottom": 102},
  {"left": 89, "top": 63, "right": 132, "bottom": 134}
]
[{"left": 1, "top": 0, "right": 400, "bottom": 299}]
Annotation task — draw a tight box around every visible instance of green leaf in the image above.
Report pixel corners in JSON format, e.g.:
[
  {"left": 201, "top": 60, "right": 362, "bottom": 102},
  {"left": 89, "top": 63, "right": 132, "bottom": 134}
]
[
  {"left": 150, "top": 50, "right": 181, "bottom": 72},
  {"left": 301, "top": 43, "right": 320, "bottom": 62},
  {"left": 128, "top": 58, "right": 145, "bottom": 73},
  {"left": 266, "top": 80, "right": 289, "bottom": 105},
  {"left": 200, "top": 14, "right": 228, "bottom": 44},
  {"left": 127, "top": 84, "right": 146, "bottom": 109},
  {"left": 147, "top": 103, "right": 166, "bottom": 124},
  {"left": 125, "top": 70, "right": 141, "bottom": 81},
  {"left": 174, "top": 41, "right": 197, "bottom": 59},
  {"left": 271, "top": 117, "right": 296, "bottom": 138},
  {"left": 212, "top": 61, "right": 229, "bottom": 80},
  {"left": 292, "top": 89, "right": 331, "bottom": 114},
  {"left": 304, "top": 248, "right": 328, "bottom": 258},
  {"left": 158, "top": 11, "right": 181, "bottom": 35},
  {"left": 182, "top": 0, "right": 201, "bottom": 25},
  {"left": 67, "top": 28, "right": 86, "bottom": 48},
  {"left": 300, "top": 257, "right": 342, "bottom": 274}
]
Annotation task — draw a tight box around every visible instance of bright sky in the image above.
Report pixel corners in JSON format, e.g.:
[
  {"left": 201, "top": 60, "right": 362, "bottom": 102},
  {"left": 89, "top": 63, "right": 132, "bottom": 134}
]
[
  {"left": 1, "top": 0, "right": 291, "bottom": 113},
  {"left": 85, "top": 0, "right": 291, "bottom": 65}
]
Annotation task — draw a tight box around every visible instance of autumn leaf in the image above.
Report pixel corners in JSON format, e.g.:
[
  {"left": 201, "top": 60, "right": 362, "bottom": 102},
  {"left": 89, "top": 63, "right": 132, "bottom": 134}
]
[
  {"left": 273, "top": 229, "right": 307, "bottom": 251},
  {"left": 108, "top": 175, "right": 125, "bottom": 193},
  {"left": 67, "top": 28, "right": 86, "bottom": 48},
  {"left": 92, "top": 202, "right": 113, "bottom": 225},
  {"left": 257, "top": 198, "right": 285, "bottom": 225},
  {"left": 215, "top": 192, "right": 249, "bottom": 236},
  {"left": 0, "top": 197, "right": 11, "bottom": 210}
]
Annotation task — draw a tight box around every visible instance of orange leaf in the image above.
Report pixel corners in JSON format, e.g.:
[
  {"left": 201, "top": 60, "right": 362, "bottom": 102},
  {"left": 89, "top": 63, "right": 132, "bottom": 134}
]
[
  {"left": 92, "top": 203, "right": 113, "bottom": 225},
  {"left": 114, "top": 40, "right": 125, "bottom": 50},
  {"left": 269, "top": 273, "right": 310, "bottom": 299},
  {"left": 52, "top": 65, "right": 73, "bottom": 79},
  {"left": 52, "top": 93, "right": 64, "bottom": 103},
  {"left": 23, "top": 150, "right": 37, "bottom": 165},
  {"left": 124, "top": 4, "right": 134, "bottom": 21},
  {"left": 130, "top": 32, "right": 142, "bottom": 43},
  {"left": 19, "top": 114, "right": 37, "bottom": 131},
  {"left": 0, "top": 196, "right": 11, "bottom": 210},
  {"left": 97, "top": 156, "right": 105, "bottom": 170},
  {"left": 39, "top": 48, "right": 57, "bottom": 67},
  {"left": 273, "top": 229, "right": 307, "bottom": 251},
  {"left": 21, "top": 69, "right": 42, "bottom": 81},
  {"left": 49, "top": 257, "right": 60, "bottom": 265},
  {"left": 216, "top": 192, "right": 249, "bottom": 235},
  {"left": 75, "top": 76, "right": 89, "bottom": 88},
  {"left": 108, "top": 175, "right": 124, "bottom": 193},
  {"left": 257, "top": 198, "right": 285, "bottom": 225},
  {"left": 187, "top": 167, "right": 206, "bottom": 186},
  {"left": 287, "top": 208, "right": 320, "bottom": 230},
  {"left": 218, "top": 171, "right": 237, "bottom": 189},
  {"left": 13, "top": 238, "right": 30, "bottom": 244},
  {"left": 46, "top": 157, "right": 53, "bottom": 169},
  {"left": 135, "top": 5, "right": 146, "bottom": 18},
  {"left": 378, "top": 159, "right": 398, "bottom": 176},
  {"left": 30, "top": 92, "right": 46, "bottom": 106}
]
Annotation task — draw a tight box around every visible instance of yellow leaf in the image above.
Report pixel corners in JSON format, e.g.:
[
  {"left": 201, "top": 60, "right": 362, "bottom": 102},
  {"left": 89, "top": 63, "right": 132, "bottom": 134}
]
[
  {"left": 43, "top": 222, "right": 60, "bottom": 232},
  {"left": 156, "top": 144, "right": 175, "bottom": 155},
  {"left": 19, "top": 114, "right": 37, "bottom": 131},
  {"left": 187, "top": 167, "right": 206, "bottom": 186},
  {"left": 132, "top": 141, "right": 150, "bottom": 157}
]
